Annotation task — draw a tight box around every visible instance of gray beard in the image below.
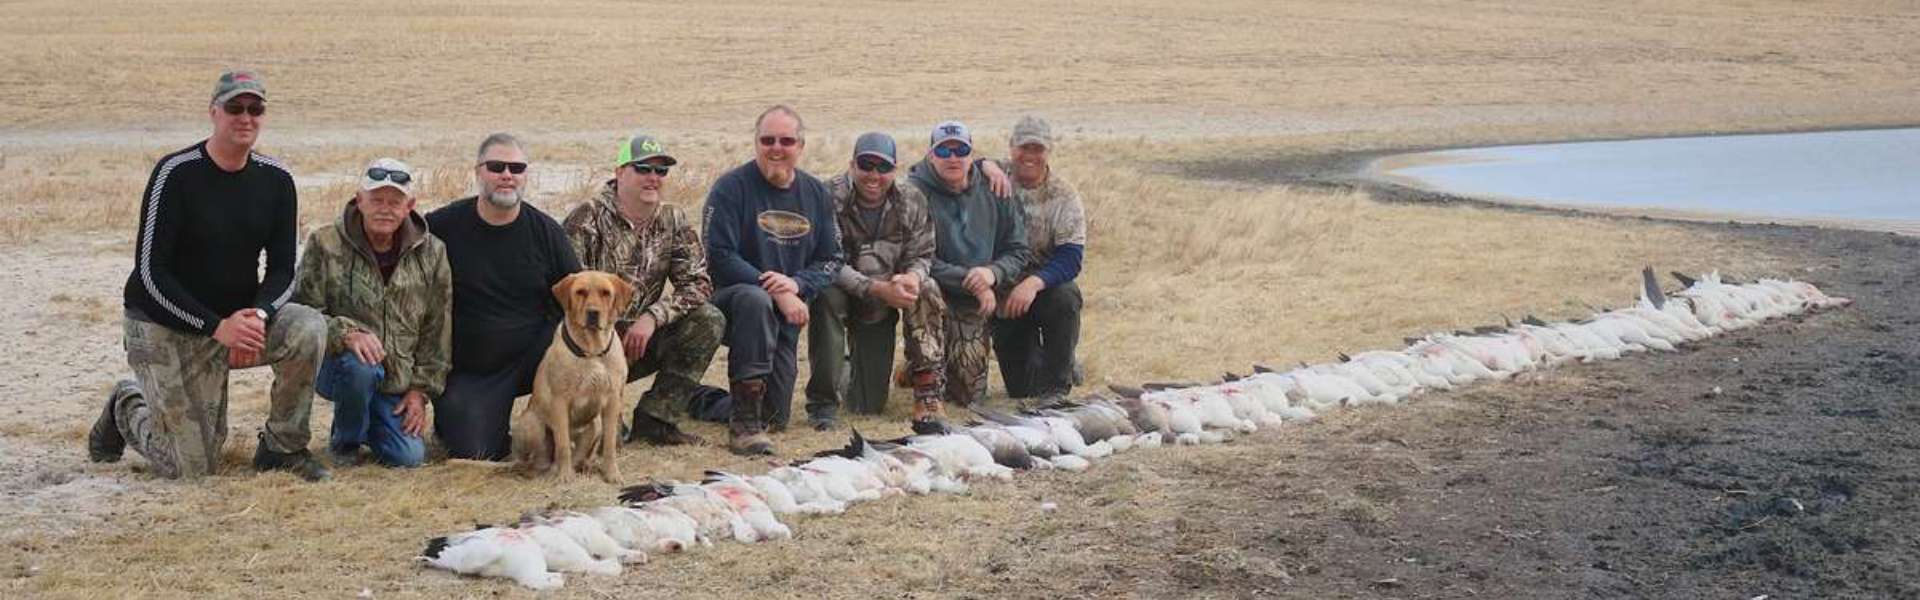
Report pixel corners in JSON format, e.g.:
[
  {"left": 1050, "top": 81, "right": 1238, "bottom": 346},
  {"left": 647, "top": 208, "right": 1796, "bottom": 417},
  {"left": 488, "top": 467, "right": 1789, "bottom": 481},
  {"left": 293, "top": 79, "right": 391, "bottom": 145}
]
[{"left": 483, "top": 189, "right": 522, "bottom": 208}]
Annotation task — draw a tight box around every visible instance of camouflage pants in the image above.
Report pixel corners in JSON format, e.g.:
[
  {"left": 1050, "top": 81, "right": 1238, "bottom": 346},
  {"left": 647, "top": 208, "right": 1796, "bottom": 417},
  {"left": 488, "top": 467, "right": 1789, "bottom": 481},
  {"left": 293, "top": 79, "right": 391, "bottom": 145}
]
[
  {"left": 117, "top": 304, "right": 326, "bottom": 479},
  {"left": 805, "top": 275, "right": 947, "bottom": 418},
  {"left": 622, "top": 303, "right": 724, "bottom": 418},
  {"left": 944, "top": 303, "right": 993, "bottom": 408}
]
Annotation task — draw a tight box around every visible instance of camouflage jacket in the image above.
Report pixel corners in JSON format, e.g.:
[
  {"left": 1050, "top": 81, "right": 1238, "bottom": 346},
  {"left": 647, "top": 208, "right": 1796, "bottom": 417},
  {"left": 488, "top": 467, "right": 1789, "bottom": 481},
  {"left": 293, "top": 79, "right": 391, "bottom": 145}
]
[
  {"left": 292, "top": 200, "right": 453, "bottom": 399},
  {"left": 563, "top": 181, "right": 713, "bottom": 327},
  {"left": 825, "top": 172, "right": 937, "bottom": 302},
  {"left": 999, "top": 160, "right": 1089, "bottom": 282}
]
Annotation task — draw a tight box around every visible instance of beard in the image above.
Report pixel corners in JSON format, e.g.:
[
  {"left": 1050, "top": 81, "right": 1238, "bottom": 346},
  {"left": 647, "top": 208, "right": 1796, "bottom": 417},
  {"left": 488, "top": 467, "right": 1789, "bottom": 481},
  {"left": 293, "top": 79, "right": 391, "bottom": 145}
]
[{"left": 483, "top": 188, "right": 522, "bottom": 208}]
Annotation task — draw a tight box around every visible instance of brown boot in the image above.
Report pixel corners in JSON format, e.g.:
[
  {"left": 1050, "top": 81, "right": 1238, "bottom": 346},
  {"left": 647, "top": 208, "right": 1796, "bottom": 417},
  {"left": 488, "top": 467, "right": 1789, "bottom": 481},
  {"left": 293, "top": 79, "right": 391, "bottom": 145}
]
[
  {"left": 727, "top": 379, "right": 774, "bottom": 456},
  {"left": 909, "top": 370, "right": 947, "bottom": 425}
]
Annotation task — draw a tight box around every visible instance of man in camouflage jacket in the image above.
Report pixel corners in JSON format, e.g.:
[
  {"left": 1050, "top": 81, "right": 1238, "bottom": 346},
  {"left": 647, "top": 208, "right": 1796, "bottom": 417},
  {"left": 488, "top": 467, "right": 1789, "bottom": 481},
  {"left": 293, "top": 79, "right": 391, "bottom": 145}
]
[
  {"left": 291, "top": 158, "right": 450, "bottom": 467},
  {"left": 563, "top": 134, "right": 722, "bottom": 446},
  {"left": 804, "top": 132, "right": 948, "bottom": 428}
]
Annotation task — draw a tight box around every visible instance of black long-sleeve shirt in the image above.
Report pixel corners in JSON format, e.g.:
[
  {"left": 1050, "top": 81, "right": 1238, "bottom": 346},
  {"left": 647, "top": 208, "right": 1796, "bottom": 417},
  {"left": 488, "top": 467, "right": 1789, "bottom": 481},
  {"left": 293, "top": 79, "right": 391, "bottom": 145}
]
[
  {"left": 426, "top": 197, "right": 582, "bottom": 374},
  {"left": 702, "top": 161, "right": 842, "bottom": 301},
  {"left": 122, "top": 141, "right": 299, "bottom": 336}
]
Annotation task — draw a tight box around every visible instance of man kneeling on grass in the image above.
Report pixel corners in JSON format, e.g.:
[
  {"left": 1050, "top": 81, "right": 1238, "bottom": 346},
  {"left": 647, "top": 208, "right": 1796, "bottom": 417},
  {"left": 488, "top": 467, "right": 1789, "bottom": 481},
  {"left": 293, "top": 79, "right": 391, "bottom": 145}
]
[
  {"left": 563, "top": 133, "right": 721, "bottom": 446},
  {"left": 91, "top": 70, "right": 331, "bottom": 481},
  {"left": 989, "top": 116, "right": 1087, "bottom": 399},
  {"left": 291, "top": 158, "right": 450, "bottom": 468},
  {"left": 804, "top": 132, "right": 949, "bottom": 430}
]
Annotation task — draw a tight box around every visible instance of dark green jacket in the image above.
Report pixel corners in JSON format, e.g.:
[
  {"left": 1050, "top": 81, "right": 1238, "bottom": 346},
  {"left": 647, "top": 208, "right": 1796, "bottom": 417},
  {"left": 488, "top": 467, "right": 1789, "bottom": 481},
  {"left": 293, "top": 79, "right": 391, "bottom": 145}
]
[
  {"left": 292, "top": 200, "right": 453, "bottom": 399},
  {"left": 907, "top": 160, "right": 1032, "bottom": 309}
]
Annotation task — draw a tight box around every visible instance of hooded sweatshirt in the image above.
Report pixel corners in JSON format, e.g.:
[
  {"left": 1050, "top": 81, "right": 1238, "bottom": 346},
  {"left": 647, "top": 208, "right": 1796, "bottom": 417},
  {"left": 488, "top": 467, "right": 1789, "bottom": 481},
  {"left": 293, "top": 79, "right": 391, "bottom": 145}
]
[{"left": 907, "top": 160, "right": 1032, "bottom": 310}]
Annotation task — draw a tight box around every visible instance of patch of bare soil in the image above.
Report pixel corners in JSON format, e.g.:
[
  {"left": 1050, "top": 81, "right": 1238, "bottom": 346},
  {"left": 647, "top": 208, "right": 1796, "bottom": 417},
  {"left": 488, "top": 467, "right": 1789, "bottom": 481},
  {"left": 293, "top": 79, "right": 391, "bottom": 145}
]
[{"left": 966, "top": 195, "right": 1916, "bottom": 596}]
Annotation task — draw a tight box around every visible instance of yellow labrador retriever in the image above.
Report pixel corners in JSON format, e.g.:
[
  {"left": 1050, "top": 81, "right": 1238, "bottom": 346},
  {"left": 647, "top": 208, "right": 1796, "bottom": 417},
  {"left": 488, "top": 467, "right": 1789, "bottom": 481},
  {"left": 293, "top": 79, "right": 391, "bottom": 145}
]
[{"left": 519, "top": 271, "right": 634, "bottom": 482}]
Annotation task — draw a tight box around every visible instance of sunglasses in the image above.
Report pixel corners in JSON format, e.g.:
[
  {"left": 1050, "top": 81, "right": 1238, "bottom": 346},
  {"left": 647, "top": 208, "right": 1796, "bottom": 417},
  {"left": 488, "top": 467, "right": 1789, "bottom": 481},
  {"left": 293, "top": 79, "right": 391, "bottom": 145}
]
[
  {"left": 628, "top": 163, "right": 671, "bottom": 176},
  {"left": 757, "top": 136, "right": 800, "bottom": 148},
  {"left": 220, "top": 101, "right": 266, "bottom": 117},
  {"left": 480, "top": 160, "right": 529, "bottom": 174},
  {"left": 931, "top": 143, "right": 972, "bottom": 159},
  {"left": 366, "top": 167, "right": 412, "bottom": 185},
  {"left": 855, "top": 157, "right": 895, "bottom": 174}
]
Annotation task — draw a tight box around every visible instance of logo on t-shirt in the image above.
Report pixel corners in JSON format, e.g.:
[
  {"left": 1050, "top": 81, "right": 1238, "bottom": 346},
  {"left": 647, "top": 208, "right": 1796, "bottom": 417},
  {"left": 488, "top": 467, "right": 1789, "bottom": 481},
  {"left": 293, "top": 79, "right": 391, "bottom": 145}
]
[{"left": 756, "top": 210, "right": 812, "bottom": 240}]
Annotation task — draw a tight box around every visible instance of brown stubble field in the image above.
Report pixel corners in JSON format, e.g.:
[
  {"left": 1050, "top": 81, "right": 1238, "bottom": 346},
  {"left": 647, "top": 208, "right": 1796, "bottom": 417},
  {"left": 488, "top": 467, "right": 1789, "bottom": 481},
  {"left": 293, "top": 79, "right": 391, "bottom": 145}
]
[{"left": 3, "top": 0, "right": 1918, "bottom": 598}]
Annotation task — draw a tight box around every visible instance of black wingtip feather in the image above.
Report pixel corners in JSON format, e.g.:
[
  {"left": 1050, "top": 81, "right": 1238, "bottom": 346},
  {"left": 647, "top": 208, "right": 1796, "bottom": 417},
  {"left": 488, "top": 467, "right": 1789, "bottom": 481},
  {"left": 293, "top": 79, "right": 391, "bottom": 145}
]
[{"left": 422, "top": 536, "right": 450, "bottom": 559}]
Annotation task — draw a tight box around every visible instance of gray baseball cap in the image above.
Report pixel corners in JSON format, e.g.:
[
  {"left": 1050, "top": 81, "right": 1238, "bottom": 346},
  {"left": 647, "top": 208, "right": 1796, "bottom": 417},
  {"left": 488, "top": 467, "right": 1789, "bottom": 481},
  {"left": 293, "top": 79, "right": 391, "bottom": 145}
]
[
  {"left": 929, "top": 120, "right": 972, "bottom": 148},
  {"left": 360, "top": 157, "right": 414, "bottom": 196},
  {"left": 853, "top": 132, "right": 897, "bottom": 165},
  {"left": 211, "top": 69, "right": 266, "bottom": 104},
  {"left": 1010, "top": 115, "right": 1054, "bottom": 148},
  {"left": 616, "top": 133, "right": 677, "bottom": 168}
]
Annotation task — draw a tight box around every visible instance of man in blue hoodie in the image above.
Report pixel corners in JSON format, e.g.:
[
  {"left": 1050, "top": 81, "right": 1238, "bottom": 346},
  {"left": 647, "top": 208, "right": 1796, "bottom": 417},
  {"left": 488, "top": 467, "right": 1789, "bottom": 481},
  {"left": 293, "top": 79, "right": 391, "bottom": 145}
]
[
  {"left": 703, "top": 105, "right": 843, "bottom": 455},
  {"left": 907, "top": 121, "right": 1032, "bottom": 408}
]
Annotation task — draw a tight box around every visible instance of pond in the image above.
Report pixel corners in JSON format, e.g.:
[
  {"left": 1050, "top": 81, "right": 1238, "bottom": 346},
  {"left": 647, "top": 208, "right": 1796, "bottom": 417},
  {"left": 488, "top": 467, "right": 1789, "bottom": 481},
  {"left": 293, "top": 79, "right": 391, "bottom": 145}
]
[{"left": 1368, "top": 128, "right": 1920, "bottom": 234}]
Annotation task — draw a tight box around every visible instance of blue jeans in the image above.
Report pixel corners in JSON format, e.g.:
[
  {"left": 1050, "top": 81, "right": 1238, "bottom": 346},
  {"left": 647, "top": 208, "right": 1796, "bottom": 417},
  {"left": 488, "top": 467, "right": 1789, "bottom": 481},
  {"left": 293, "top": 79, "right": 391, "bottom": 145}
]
[{"left": 316, "top": 353, "right": 425, "bottom": 467}]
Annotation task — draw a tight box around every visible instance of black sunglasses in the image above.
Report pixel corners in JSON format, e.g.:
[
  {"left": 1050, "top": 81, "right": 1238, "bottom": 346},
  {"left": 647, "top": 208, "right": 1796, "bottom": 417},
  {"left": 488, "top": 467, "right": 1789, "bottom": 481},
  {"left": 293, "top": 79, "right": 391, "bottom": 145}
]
[
  {"left": 757, "top": 136, "right": 800, "bottom": 148},
  {"left": 855, "top": 157, "right": 895, "bottom": 174},
  {"left": 366, "top": 167, "right": 412, "bottom": 185},
  {"left": 480, "top": 160, "right": 528, "bottom": 174},
  {"left": 932, "top": 143, "right": 972, "bottom": 159},
  {"left": 628, "top": 163, "right": 671, "bottom": 176},
  {"left": 221, "top": 101, "right": 265, "bottom": 117}
]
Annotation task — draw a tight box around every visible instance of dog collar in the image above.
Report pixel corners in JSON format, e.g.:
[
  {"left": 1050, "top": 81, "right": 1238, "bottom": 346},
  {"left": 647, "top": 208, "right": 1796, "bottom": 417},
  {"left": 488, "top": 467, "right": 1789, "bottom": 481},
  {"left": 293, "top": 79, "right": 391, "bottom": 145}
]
[{"left": 561, "top": 326, "right": 612, "bottom": 358}]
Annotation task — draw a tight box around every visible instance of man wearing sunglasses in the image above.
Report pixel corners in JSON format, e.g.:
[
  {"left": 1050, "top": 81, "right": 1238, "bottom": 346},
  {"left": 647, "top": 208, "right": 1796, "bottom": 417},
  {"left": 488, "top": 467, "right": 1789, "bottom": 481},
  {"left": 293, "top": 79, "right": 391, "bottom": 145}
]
[
  {"left": 93, "top": 70, "right": 333, "bottom": 481},
  {"left": 987, "top": 116, "right": 1087, "bottom": 399},
  {"left": 562, "top": 133, "right": 721, "bottom": 447},
  {"left": 703, "top": 105, "right": 843, "bottom": 455},
  {"left": 291, "top": 158, "right": 450, "bottom": 468},
  {"left": 425, "top": 133, "right": 583, "bottom": 460},
  {"left": 804, "top": 132, "right": 948, "bottom": 430},
  {"left": 908, "top": 121, "right": 1032, "bottom": 408}
]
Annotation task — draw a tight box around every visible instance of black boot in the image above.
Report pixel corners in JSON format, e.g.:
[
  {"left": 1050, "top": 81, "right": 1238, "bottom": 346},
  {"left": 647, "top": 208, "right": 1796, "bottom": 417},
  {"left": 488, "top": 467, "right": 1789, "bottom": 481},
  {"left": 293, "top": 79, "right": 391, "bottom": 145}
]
[
  {"left": 252, "top": 432, "right": 331, "bottom": 482},
  {"left": 626, "top": 408, "right": 706, "bottom": 446},
  {"left": 87, "top": 380, "right": 139, "bottom": 463}
]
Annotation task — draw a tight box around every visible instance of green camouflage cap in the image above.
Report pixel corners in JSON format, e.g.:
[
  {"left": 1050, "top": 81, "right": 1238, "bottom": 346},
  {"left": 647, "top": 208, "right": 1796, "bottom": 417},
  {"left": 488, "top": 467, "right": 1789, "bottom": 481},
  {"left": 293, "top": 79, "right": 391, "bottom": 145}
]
[
  {"left": 616, "top": 133, "right": 677, "bottom": 168},
  {"left": 211, "top": 69, "right": 266, "bottom": 104},
  {"left": 1010, "top": 115, "right": 1054, "bottom": 148}
]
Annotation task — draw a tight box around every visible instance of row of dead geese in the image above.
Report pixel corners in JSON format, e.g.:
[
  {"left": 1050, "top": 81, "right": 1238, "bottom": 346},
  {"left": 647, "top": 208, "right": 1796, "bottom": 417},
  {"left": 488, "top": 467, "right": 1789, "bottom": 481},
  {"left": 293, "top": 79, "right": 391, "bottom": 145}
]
[{"left": 418, "top": 269, "right": 1849, "bottom": 589}]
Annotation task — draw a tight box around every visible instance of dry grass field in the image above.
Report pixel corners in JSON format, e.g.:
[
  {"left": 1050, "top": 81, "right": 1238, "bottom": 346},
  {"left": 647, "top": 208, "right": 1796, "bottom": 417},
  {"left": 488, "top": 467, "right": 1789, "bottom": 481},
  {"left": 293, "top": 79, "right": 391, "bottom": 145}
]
[{"left": 2, "top": 0, "right": 1917, "bottom": 598}]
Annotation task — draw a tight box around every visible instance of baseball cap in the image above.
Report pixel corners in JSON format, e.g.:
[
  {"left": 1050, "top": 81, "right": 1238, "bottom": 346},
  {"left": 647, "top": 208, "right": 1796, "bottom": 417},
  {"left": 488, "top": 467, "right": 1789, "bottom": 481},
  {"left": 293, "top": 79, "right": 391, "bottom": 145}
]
[
  {"left": 212, "top": 69, "right": 267, "bottom": 104},
  {"left": 616, "top": 133, "right": 677, "bottom": 168},
  {"left": 360, "top": 157, "right": 414, "bottom": 196},
  {"left": 1010, "top": 115, "right": 1054, "bottom": 148},
  {"left": 852, "top": 132, "right": 897, "bottom": 166},
  {"left": 929, "top": 120, "right": 972, "bottom": 148}
]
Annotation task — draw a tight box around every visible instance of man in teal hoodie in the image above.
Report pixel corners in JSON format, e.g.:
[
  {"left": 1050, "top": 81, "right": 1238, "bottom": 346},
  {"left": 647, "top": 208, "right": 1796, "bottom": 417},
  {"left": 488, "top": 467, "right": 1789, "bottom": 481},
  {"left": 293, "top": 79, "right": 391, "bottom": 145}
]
[{"left": 907, "top": 121, "right": 1032, "bottom": 408}]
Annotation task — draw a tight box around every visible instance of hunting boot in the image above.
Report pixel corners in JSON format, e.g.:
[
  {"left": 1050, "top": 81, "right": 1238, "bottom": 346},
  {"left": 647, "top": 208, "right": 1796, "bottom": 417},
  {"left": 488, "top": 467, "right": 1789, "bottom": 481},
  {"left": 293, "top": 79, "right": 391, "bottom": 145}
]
[
  {"left": 627, "top": 407, "right": 707, "bottom": 446},
  {"left": 625, "top": 379, "right": 706, "bottom": 446},
  {"left": 727, "top": 379, "right": 774, "bottom": 456},
  {"left": 87, "top": 379, "right": 140, "bottom": 463},
  {"left": 909, "top": 370, "right": 947, "bottom": 425},
  {"left": 251, "top": 432, "right": 332, "bottom": 482}
]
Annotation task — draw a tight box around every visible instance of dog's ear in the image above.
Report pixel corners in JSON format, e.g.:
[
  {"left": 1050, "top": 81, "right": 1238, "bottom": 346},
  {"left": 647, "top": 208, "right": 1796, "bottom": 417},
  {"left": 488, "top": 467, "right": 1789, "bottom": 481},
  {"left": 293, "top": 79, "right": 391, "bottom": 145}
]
[
  {"left": 608, "top": 273, "right": 637, "bottom": 316},
  {"left": 552, "top": 272, "right": 581, "bottom": 313}
]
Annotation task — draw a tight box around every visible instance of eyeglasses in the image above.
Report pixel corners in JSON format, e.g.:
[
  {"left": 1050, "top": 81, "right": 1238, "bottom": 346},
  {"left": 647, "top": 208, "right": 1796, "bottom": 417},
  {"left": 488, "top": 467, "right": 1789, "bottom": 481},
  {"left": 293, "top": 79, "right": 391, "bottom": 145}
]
[
  {"left": 757, "top": 136, "right": 800, "bottom": 148},
  {"left": 366, "top": 167, "right": 412, "bottom": 185},
  {"left": 221, "top": 101, "right": 265, "bottom": 117},
  {"left": 931, "top": 143, "right": 972, "bottom": 159},
  {"left": 855, "top": 157, "right": 895, "bottom": 174},
  {"left": 628, "top": 163, "right": 671, "bottom": 176},
  {"left": 480, "top": 160, "right": 528, "bottom": 174}
]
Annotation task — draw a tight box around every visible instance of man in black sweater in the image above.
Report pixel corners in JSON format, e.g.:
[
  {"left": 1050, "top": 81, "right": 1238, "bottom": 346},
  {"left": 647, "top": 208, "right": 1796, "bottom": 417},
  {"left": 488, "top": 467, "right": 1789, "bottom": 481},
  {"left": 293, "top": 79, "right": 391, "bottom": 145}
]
[
  {"left": 704, "top": 105, "right": 843, "bottom": 455},
  {"left": 90, "top": 70, "right": 332, "bottom": 481},
  {"left": 426, "top": 133, "right": 582, "bottom": 460}
]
